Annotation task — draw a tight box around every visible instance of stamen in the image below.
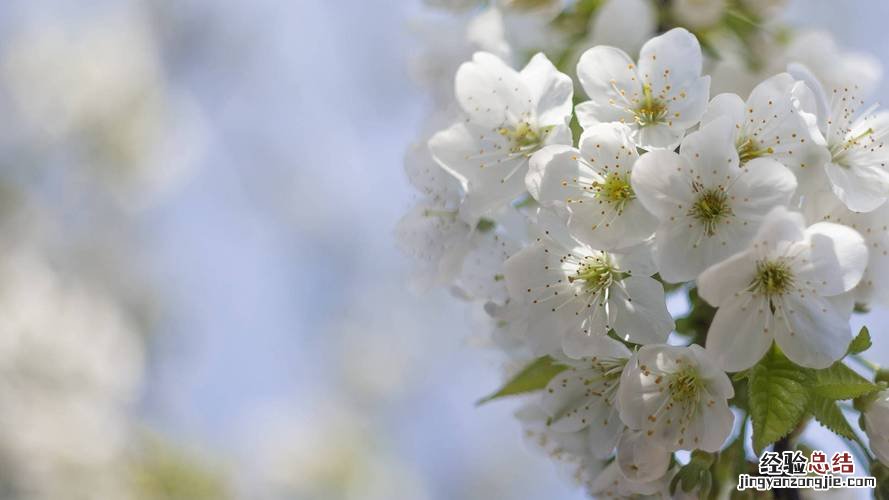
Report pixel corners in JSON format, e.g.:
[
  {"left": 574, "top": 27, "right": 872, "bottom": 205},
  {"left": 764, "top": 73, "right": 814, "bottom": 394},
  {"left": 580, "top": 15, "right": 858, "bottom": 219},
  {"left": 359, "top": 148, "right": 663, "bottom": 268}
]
[
  {"left": 737, "top": 137, "right": 774, "bottom": 163},
  {"left": 593, "top": 172, "right": 635, "bottom": 212},
  {"left": 751, "top": 260, "right": 795, "bottom": 297},
  {"left": 668, "top": 366, "right": 702, "bottom": 404},
  {"left": 633, "top": 84, "right": 668, "bottom": 127},
  {"left": 498, "top": 122, "right": 553, "bottom": 155},
  {"left": 568, "top": 256, "right": 626, "bottom": 295},
  {"left": 687, "top": 184, "right": 733, "bottom": 236}
]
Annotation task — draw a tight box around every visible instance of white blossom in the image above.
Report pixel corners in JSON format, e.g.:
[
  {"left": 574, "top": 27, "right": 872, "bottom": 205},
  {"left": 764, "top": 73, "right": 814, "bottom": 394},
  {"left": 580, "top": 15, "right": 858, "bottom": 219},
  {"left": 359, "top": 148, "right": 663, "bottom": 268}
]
[
  {"left": 526, "top": 123, "right": 657, "bottom": 250},
  {"left": 409, "top": 7, "right": 511, "bottom": 105},
  {"left": 587, "top": 0, "right": 656, "bottom": 58},
  {"left": 631, "top": 117, "right": 798, "bottom": 283},
  {"left": 430, "top": 52, "right": 573, "bottom": 221},
  {"left": 586, "top": 460, "right": 669, "bottom": 499},
  {"left": 539, "top": 336, "right": 630, "bottom": 457},
  {"left": 804, "top": 189, "right": 889, "bottom": 307},
  {"left": 698, "top": 206, "right": 868, "bottom": 370},
  {"left": 701, "top": 72, "right": 829, "bottom": 176},
  {"left": 0, "top": 249, "right": 143, "bottom": 500},
  {"left": 790, "top": 64, "right": 889, "bottom": 213},
  {"left": 503, "top": 234, "right": 672, "bottom": 358},
  {"left": 617, "top": 345, "right": 735, "bottom": 453},
  {"left": 862, "top": 390, "right": 889, "bottom": 466},
  {"left": 671, "top": 0, "right": 726, "bottom": 30},
  {"left": 786, "top": 31, "right": 882, "bottom": 103},
  {"left": 575, "top": 28, "right": 710, "bottom": 150}
]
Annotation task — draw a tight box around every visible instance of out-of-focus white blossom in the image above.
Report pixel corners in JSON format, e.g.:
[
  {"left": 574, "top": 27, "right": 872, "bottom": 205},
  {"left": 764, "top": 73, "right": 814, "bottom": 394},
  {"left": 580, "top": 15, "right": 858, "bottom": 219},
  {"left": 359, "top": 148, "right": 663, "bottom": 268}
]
[
  {"left": 0, "top": 249, "right": 144, "bottom": 500},
  {"left": 1, "top": 10, "right": 204, "bottom": 208},
  {"left": 862, "top": 390, "right": 889, "bottom": 466}
]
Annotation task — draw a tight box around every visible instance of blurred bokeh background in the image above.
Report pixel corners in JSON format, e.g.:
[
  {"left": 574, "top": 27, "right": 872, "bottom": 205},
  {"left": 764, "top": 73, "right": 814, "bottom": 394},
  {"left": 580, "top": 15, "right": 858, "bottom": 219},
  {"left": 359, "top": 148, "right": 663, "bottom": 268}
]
[{"left": 0, "top": 1, "right": 885, "bottom": 499}]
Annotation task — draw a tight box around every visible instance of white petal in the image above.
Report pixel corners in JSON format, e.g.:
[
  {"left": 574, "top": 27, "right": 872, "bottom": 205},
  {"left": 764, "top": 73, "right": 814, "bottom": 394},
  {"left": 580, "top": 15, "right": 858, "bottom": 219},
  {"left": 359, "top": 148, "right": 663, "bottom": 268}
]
[
  {"left": 772, "top": 293, "right": 851, "bottom": 369},
  {"left": 456, "top": 52, "right": 531, "bottom": 128},
  {"left": 633, "top": 122, "right": 686, "bottom": 150},
  {"left": 653, "top": 215, "right": 746, "bottom": 283},
  {"left": 586, "top": 406, "right": 624, "bottom": 459},
  {"left": 705, "top": 293, "right": 773, "bottom": 372},
  {"left": 678, "top": 116, "right": 739, "bottom": 180},
  {"left": 697, "top": 249, "right": 757, "bottom": 307},
  {"left": 456, "top": 230, "right": 519, "bottom": 303},
  {"left": 529, "top": 206, "right": 581, "bottom": 250},
  {"left": 608, "top": 275, "right": 673, "bottom": 344},
  {"left": 638, "top": 28, "right": 703, "bottom": 93},
  {"left": 612, "top": 241, "right": 658, "bottom": 276},
  {"left": 520, "top": 53, "right": 574, "bottom": 127},
  {"left": 666, "top": 75, "right": 711, "bottom": 129},
  {"left": 569, "top": 198, "right": 657, "bottom": 251},
  {"left": 730, "top": 157, "right": 797, "bottom": 220},
  {"left": 561, "top": 306, "right": 609, "bottom": 359},
  {"left": 787, "top": 62, "right": 830, "bottom": 134},
  {"left": 616, "top": 430, "right": 672, "bottom": 482},
  {"left": 526, "top": 144, "right": 583, "bottom": 204},
  {"left": 687, "top": 395, "right": 735, "bottom": 452},
  {"left": 631, "top": 149, "right": 694, "bottom": 216},
  {"left": 541, "top": 367, "right": 616, "bottom": 434},
  {"left": 576, "top": 46, "right": 640, "bottom": 125},
  {"left": 826, "top": 161, "right": 889, "bottom": 213},
  {"left": 797, "top": 222, "right": 868, "bottom": 296},
  {"left": 702, "top": 92, "right": 745, "bottom": 130},
  {"left": 617, "top": 347, "right": 670, "bottom": 429},
  {"left": 503, "top": 242, "right": 585, "bottom": 349},
  {"left": 743, "top": 73, "right": 830, "bottom": 172},
  {"left": 750, "top": 206, "right": 807, "bottom": 256},
  {"left": 687, "top": 344, "right": 734, "bottom": 399},
  {"left": 429, "top": 122, "right": 529, "bottom": 221}
]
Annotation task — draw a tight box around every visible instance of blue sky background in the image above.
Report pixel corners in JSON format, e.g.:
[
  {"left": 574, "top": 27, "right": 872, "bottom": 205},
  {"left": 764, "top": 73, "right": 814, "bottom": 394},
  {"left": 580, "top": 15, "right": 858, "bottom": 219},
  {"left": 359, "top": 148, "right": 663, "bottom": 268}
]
[{"left": 121, "top": 1, "right": 889, "bottom": 497}]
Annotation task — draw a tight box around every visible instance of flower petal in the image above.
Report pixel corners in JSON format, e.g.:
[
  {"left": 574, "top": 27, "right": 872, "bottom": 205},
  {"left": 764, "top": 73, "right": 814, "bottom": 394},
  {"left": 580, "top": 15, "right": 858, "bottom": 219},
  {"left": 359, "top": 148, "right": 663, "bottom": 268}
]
[
  {"left": 617, "top": 430, "right": 672, "bottom": 482},
  {"left": 797, "top": 221, "right": 868, "bottom": 296},
  {"left": 429, "top": 122, "right": 528, "bottom": 221},
  {"left": 705, "top": 292, "right": 773, "bottom": 372},
  {"left": 638, "top": 28, "right": 703, "bottom": 94},
  {"left": 697, "top": 249, "right": 757, "bottom": 307},
  {"left": 576, "top": 46, "right": 640, "bottom": 126},
  {"left": 825, "top": 160, "right": 889, "bottom": 213},
  {"left": 702, "top": 92, "right": 745, "bottom": 131},
  {"left": 730, "top": 157, "right": 797, "bottom": 221},
  {"left": 772, "top": 293, "right": 851, "bottom": 369},
  {"left": 608, "top": 275, "right": 673, "bottom": 345},
  {"left": 456, "top": 51, "right": 532, "bottom": 128},
  {"left": 631, "top": 149, "right": 694, "bottom": 216},
  {"left": 526, "top": 145, "right": 584, "bottom": 205},
  {"left": 520, "top": 53, "right": 574, "bottom": 127}
]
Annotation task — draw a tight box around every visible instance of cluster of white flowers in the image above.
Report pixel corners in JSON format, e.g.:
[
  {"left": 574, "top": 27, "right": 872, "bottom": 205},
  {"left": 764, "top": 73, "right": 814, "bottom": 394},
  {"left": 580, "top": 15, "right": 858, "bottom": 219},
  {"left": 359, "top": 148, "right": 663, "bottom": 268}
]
[
  {"left": 0, "top": 248, "right": 144, "bottom": 500},
  {"left": 401, "top": 2, "right": 889, "bottom": 496}
]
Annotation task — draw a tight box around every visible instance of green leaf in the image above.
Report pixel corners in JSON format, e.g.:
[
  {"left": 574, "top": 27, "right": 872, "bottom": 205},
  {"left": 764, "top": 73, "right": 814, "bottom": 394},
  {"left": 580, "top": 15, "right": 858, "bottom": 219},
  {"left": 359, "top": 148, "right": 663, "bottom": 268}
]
[
  {"left": 848, "top": 326, "right": 872, "bottom": 354},
  {"left": 811, "top": 362, "right": 879, "bottom": 400},
  {"left": 808, "top": 394, "right": 857, "bottom": 441},
  {"left": 748, "top": 347, "right": 811, "bottom": 453},
  {"left": 476, "top": 356, "right": 568, "bottom": 405}
]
